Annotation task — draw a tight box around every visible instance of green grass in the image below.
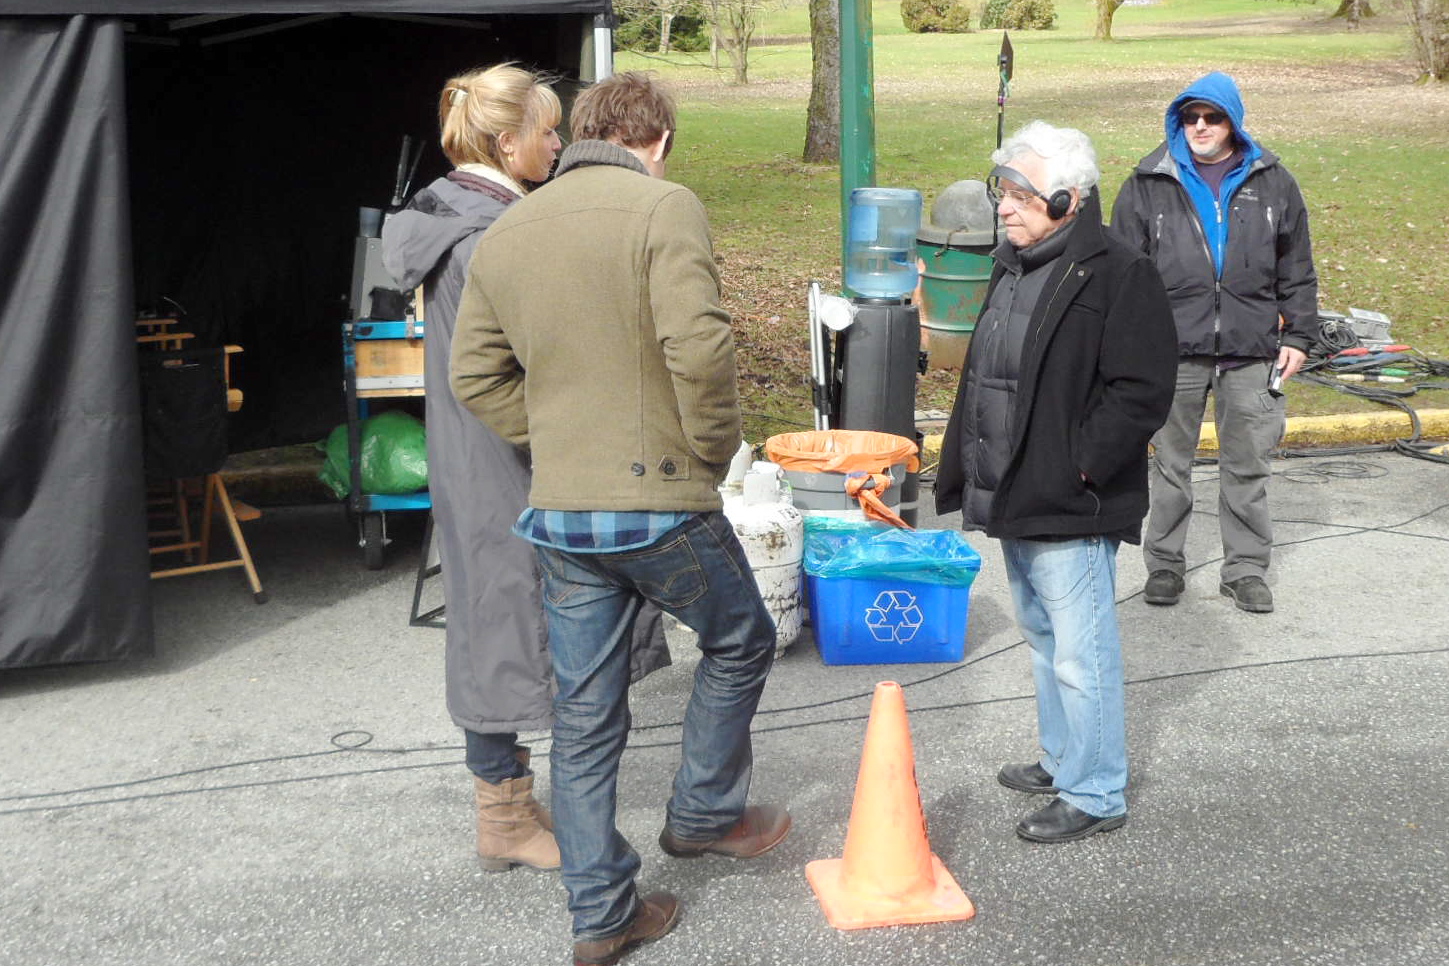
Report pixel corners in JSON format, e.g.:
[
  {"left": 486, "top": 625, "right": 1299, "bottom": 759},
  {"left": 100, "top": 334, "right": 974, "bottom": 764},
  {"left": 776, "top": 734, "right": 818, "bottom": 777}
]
[{"left": 618, "top": 0, "right": 1449, "bottom": 441}]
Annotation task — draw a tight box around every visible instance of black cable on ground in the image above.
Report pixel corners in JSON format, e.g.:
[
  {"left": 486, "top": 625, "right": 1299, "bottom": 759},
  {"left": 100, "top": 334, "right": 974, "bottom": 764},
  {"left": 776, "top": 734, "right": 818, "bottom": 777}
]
[
  {"left": 1287, "top": 315, "right": 1449, "bottom": 465},
  {"left": 5, "top": 480, "right": 1448, "bottom": 816},
  {"left": 6, "top": 643, "right": 1444, "bottom": 817},
  {"left": 1279, "top": 459, "right": 1390, "bottom": 484}
]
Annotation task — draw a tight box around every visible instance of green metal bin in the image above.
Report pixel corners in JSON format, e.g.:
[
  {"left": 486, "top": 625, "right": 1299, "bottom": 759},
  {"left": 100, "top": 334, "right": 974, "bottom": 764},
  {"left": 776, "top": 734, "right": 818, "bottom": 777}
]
[{"left": 916, "top": 225, "right": 993, "bottom": 369}]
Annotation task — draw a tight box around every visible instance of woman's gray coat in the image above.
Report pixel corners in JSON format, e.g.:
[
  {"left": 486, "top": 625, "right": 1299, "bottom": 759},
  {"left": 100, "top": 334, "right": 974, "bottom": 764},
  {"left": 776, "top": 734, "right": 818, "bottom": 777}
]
[{"left": 383, "top": 172, "right": 669, "bottom": 735}]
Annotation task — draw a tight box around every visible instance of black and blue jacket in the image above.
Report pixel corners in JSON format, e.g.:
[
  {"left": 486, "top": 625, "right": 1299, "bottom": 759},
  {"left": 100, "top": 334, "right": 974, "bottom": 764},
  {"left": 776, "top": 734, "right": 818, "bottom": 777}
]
[{"left": 1110, "top": 72, "right": 1319, "bottom": 359}]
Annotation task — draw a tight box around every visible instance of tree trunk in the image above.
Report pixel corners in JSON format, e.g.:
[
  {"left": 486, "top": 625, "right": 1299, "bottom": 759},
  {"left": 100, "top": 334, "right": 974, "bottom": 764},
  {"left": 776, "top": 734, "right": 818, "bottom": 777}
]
[
  {"left": 1403, "top": 0, "right": 1447, "bottom": 82},
  {"left": 803, "top": 0, "right": 841, "bottom": 163},
  {"left": 659, "top": 11, "right": 674, "bottom": 52},
  {"left": 1094, "top": 0, "right": 1123, "bottom": 40},
  {"left": 723, "top": 3, "right": 755, "bottom": 84},
  {"left": 1331, "top": 0, "right": 1374, "bottom": 21}
]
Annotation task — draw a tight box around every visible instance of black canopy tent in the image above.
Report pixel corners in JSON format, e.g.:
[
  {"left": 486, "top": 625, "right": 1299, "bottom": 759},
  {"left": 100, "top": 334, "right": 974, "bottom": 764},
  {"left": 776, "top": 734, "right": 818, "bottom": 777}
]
[{"left": 0, "top": 2, "right": 610, "bottom": 668}]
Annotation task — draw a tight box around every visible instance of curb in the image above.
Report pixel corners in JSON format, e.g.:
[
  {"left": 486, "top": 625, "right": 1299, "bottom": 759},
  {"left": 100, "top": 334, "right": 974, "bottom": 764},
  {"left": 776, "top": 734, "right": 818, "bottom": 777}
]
[
  {"left": 1198, "top": 408, "right": 1449, "bottom": 453},
  {"left": 221, "top": 410, "right": 1449, "bottom": 508},
  {"left": 918, "top": 408, "right": 1449, "bottom": 464}
]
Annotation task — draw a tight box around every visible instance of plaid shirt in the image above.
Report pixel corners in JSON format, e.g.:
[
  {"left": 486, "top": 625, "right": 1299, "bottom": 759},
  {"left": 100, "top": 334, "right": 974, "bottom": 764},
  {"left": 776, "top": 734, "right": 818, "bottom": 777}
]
[{"left": 513, "top": 508, "right": 694, "bottom": 554}]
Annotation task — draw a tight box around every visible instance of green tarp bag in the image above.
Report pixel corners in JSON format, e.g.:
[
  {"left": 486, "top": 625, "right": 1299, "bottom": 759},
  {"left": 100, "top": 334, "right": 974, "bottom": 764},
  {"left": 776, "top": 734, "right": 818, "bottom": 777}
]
[{"left": 317, "top": 410, "right": 428, "bottom": 499}]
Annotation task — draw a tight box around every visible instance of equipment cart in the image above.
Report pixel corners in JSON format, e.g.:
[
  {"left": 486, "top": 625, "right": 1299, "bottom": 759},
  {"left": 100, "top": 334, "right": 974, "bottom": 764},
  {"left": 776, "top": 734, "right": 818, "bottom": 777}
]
[{"left": 340, "top": 317, "right": 431, "bottom": 570}]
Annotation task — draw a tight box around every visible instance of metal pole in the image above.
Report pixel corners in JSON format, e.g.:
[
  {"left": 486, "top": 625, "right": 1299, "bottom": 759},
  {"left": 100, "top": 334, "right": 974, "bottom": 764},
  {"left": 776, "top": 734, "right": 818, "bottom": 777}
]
[
  {"left": 994, "top": 32, "right": 1013, "bottom": 247},
  {"left": 995, "top": 32, "right": 1014, "bottom": 148},
  {"left": 839, "top": 0, "right": 876, "bottom": 296}
]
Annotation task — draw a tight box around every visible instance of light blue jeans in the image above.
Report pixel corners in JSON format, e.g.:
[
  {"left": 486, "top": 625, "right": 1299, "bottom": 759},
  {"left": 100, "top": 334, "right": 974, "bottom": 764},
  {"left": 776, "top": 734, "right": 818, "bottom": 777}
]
[
  {"left": 534, "top": 512, "right": 776, "bottom": 940},
  {"left": 1001, "top": 536, "right": 1127, "bottom": 818}
]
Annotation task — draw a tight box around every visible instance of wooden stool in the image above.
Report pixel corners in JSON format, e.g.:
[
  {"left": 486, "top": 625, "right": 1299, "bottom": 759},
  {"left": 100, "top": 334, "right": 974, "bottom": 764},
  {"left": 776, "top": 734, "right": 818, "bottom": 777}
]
[
  {"left": 139, "top": 345, "right": 266, "bottom": 603},
  {"left": 148, "top": 473, "right": 267, "bottom": 603}
]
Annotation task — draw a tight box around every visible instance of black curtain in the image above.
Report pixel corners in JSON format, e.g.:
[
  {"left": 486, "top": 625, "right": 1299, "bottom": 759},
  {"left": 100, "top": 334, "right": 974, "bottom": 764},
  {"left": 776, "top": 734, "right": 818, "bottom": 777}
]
[
  {"left": 122, "top": 14, "right": 587, "bottom": 450},
  {"left": 0, "top": 16, "right": 154, "bottom": 667}
]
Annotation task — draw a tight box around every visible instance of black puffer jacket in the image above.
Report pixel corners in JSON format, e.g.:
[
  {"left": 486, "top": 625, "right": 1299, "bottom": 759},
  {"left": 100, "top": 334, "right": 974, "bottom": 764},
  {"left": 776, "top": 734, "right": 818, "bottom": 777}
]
[{"left": 935, "top": 194, "right": 1178, "bottom": 542}]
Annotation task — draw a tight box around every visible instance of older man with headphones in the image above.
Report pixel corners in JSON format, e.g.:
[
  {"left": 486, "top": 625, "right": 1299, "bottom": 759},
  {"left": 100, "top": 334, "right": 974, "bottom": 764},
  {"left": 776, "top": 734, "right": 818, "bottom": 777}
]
[{"left": 936, "top": 120, "right": 1178, "bottom": 844}]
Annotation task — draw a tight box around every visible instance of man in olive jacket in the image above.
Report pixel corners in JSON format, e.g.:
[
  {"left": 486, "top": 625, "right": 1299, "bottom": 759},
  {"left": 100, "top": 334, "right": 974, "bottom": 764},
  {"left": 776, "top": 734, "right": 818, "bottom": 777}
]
[
  {"left": 936, "top": 121, "right": 1177, "bottom": 844},
  {"left": 450, "top": 72, "right": 788, "bottom": 966}
]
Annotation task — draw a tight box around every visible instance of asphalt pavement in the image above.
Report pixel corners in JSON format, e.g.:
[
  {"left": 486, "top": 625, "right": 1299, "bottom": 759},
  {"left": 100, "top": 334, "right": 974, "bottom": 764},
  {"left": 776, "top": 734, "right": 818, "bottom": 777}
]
[{"left": 2, "top": 447, "right": 1447, "bottom": 966}]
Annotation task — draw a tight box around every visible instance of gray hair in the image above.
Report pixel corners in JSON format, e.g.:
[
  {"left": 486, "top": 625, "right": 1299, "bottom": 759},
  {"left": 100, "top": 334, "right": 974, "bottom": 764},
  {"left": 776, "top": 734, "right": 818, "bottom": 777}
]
[{"left": 991, "top": 120, "right": 1099, "bottom": 196}]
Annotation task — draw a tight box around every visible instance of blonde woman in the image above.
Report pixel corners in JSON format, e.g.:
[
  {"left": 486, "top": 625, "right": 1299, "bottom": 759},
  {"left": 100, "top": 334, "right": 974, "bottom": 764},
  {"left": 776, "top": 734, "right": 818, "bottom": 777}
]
[{"left": 382, "top": 64, "right": 669, "bottom": 873}]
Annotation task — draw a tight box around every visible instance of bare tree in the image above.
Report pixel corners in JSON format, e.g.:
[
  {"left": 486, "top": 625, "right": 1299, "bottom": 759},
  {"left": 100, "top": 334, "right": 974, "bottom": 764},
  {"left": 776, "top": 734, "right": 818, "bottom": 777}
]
[
  {"left": 615, "top": 0, "right": 772, "bottom": 85},
  {"left": 1395, "top": 0, "right": 1447, "bottom": 81},
  {"left": 713, "top": 0, "right": 766, "bottom": 83},
  {"left": 612, "top": 0, "right": 697, "bottom": 54},
  {"left": 1330, "top": 0, "right": 1374, "bottom": 26},
  {"left": 803, "top": 0, "right": 840, "bottom": 162},
  {"left": 700, "top": 0, "right": 723, "bottom": 67},
  {"left": 1094, "top": 0, "right": 1125, "bottom": 40},
  {"left": 656, "top": 0, "right": 686, "bottom": 52}
]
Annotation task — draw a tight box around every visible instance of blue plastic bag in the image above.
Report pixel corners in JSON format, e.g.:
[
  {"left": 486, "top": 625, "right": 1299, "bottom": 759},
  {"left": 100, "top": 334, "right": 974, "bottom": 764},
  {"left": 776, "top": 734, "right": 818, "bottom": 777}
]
[{"left": 802, "top": 516, "right": 982, "bottom": 588}]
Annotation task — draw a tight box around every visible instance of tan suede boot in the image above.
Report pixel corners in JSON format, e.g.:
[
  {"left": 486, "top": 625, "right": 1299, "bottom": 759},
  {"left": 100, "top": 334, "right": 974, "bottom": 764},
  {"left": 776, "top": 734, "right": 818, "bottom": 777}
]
[
  {"left": 474, "top": 772, "right": 561, "bottom": 872},
  {"left": 513, "top": 747, "right": 553, "bottom": 832}
]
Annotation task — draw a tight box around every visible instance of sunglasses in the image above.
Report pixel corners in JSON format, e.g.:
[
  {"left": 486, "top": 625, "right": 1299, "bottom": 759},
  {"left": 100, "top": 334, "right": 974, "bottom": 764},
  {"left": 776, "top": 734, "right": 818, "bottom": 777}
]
[{"left": 1180, "top": 109, "right": 1228, "bottom": 126}]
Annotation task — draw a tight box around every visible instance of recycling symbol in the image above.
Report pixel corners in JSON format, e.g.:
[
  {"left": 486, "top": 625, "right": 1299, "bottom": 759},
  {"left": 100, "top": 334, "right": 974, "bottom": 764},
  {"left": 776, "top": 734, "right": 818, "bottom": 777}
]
[{"left": 864, "top": 590, "right": 923, "bottom": 644}]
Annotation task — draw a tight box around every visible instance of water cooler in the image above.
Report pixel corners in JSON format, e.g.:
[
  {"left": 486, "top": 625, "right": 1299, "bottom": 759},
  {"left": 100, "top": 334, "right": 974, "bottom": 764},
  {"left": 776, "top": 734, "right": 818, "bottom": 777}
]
[{"left": 836, "top": 187, "right": 924, "bottom": 526}]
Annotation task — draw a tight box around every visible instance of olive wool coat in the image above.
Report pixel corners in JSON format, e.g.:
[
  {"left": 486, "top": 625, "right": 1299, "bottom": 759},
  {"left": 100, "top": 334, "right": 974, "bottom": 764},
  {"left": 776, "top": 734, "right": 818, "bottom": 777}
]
[
  {"left": 451, "top": 141, "right": 742, "bottom": 512},
  {"left": 383, "top": 171, "right": 668, "bottom": 737}
]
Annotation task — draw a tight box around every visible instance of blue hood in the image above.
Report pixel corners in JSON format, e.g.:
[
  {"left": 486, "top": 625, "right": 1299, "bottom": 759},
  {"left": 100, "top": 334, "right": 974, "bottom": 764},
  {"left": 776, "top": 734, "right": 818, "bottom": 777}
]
[
  {"left": 1165, "top": 71, "right": 1260, "bottom": 170},
  {"left": 1163, "top": 72, "right": 1262, "bottom": 277}
]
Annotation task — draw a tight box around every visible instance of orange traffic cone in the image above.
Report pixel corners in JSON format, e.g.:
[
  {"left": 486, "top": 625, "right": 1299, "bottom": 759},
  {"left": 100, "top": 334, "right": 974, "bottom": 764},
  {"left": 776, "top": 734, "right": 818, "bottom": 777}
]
[{"left": 806, "top": 681, "right": 976, "bottom": 930}]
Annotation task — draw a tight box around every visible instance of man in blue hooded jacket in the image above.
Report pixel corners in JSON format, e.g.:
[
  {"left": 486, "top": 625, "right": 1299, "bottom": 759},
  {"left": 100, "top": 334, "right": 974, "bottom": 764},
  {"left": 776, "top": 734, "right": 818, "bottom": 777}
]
[{"left": 1111, "top": 72, "right": 1318, "bottom": 614}]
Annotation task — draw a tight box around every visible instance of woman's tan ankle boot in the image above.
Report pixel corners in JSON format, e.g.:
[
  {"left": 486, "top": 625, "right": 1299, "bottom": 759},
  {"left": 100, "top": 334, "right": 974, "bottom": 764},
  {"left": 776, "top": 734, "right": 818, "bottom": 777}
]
[
  {"left": 473, "top": 772, "right": 560, "bottom": 872},
  {"left": 512, "top": 747, "right": 552, "bottom": 831}
]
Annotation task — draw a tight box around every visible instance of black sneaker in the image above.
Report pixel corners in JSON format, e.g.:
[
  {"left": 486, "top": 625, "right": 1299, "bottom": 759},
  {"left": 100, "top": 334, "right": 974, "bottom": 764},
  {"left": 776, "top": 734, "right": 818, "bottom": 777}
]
[
  {"left": 1220, "top": 575, "right": 1273, "bottom": 613},
  {"left": 1144, "top": 570, "right": 1185, "bottom": 605}
]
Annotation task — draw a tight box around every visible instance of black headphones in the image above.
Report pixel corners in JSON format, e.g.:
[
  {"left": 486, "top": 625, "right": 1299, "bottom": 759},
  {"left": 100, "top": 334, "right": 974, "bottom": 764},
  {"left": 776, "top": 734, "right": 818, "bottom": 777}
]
[
  {"left": 1044, "top": 188, "right": 1073, "bottom": 220},
  {"left": 990, "top": 164, "right": 1074, "bottom": 220}
]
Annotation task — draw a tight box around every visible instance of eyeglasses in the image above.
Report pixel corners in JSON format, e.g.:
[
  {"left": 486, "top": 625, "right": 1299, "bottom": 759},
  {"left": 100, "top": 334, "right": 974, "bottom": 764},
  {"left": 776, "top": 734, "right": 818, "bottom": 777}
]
[
  {"left": 1180, "top": 109, "right": 1228, "bottom": 127},
  {"left": 986, "top": 183, "right": 1044, "bottom": 210}
]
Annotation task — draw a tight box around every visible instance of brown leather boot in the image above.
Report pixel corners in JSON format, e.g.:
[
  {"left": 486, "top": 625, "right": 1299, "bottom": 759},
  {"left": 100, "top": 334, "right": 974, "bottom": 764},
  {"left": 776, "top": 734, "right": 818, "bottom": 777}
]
[
  {"left": 572, "top": 891, "right": 680, "bottom": 966},
  {"left": 474, "top": 772, "right": 560, "bottom": 872},
  {"left": 658, "top": 804, "right": 792, "bottom": 859}
]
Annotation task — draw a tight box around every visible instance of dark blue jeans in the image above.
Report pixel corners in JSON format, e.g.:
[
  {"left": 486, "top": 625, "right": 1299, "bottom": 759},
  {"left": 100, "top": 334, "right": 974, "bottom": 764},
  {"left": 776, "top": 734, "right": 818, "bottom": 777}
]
[
  {"left": 464, "top": 730, "right": 527, "bottom": 784},
  {"left": 534, "top": 511, "right": 776, "bottom": 940}
]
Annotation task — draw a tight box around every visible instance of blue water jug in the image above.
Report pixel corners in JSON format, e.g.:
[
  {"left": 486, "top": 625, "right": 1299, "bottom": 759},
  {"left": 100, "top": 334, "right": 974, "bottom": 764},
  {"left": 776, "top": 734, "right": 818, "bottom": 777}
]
[{"left": 845, "top": 187, "right": 923, "bottom": 300}]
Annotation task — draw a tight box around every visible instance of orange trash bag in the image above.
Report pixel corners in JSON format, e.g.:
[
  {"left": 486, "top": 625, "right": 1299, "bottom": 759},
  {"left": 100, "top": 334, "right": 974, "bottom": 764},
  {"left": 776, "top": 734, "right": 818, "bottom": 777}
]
[
  {"left": 766, "top": 430, "right": 921, "bottom": 529},
  {"left": 765, "top": 430, "right": 920, "bottom": 475},
  {"left": 844, "top": 472, "right": 912, "bottom": 530}
]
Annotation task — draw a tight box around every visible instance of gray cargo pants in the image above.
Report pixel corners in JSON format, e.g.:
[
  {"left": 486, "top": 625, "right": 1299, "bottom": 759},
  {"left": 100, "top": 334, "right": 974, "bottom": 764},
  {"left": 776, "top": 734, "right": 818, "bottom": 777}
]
[{"left": 1143, "top": 356, "right": 1286, "bottom": 584}]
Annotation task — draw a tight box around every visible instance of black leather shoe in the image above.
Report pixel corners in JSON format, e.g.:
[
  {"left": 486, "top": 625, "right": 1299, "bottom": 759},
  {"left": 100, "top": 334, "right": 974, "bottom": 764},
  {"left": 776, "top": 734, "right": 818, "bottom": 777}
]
[
  {"left": 997, "top": 762, "right": 1056, "bottom": 794},
  {"left": 1015, "top": 797, "right": 1126, "bottom": 844},
  {"left": 1220, "top": 575, "right": 1273, "bottom": 613},
  {"left": 1144, "top": 569, "right": 1184, "bottom": 605}
]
